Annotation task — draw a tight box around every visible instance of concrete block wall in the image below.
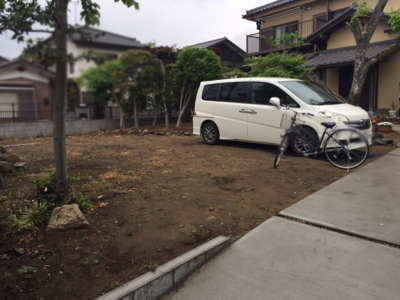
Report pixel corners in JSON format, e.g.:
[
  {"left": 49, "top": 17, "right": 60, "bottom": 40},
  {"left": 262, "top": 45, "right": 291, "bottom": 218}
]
[{"left": 0, "top": 119, "right": 119, "bottom": 139}]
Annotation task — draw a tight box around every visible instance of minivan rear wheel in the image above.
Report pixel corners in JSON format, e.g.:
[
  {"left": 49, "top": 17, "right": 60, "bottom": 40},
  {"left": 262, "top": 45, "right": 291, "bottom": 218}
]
[{"left": 201, "top": 122, "right": 219, "bottom": 145}]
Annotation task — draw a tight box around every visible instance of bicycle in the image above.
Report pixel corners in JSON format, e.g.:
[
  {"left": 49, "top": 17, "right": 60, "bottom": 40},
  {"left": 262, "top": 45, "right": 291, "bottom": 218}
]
[{"left": 273, "top": 107, "right": 370, "bottom": 170}]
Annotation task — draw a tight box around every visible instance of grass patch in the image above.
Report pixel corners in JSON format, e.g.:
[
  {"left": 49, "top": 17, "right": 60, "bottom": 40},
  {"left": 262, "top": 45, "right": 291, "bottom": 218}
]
[{"left": 6, "top": 170, "right": 92, "bottom": 232}]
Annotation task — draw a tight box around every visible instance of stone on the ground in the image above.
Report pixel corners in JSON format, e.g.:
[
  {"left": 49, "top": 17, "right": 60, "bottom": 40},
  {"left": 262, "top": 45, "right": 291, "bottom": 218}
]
[
  {"left": 0, "top": 161, "right": 14, "bottom": 173},
  {"left": 183, "top": 132, "right": 192, "bottom": 136},
  {"left": 0, "top": 153, "right": 20, "bottom": 164},
  {"left": 47, "top": 204, "right": 89, "bottom": 231},
  {"left": 0, "top": 146, "right": 6, "bottom": 153}
]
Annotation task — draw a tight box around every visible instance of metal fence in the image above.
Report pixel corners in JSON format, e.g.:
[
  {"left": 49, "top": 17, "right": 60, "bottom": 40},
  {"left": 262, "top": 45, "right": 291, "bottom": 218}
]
[{"left": 0, "top": 110, "right": 48, "bottom": 123}]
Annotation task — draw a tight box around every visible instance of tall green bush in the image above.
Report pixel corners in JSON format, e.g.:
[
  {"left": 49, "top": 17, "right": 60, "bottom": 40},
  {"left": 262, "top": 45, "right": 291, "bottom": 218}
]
[
  {"left": 248, "top": 53, "right": 313, "bottom": 79},
  {"left": 170, "top": 47, "right": 223, "bottom": 127}
]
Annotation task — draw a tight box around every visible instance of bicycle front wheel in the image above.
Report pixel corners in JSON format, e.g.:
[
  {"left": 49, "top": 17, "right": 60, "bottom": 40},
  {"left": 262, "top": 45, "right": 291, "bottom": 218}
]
[
  {"left": 324, "top": 128, "right": 369, "bottom": 170},
  {"left": 273, "top": 134, "right": 289, "bottom": 169}
]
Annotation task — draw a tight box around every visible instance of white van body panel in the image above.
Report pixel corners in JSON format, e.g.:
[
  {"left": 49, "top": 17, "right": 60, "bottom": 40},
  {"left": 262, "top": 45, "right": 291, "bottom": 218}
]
[
  {"left": 246, "top": 104, "right": 283, "bottom": 145},
  {"left": 193, "top": 78, "right": 373, "bottom": 146}
]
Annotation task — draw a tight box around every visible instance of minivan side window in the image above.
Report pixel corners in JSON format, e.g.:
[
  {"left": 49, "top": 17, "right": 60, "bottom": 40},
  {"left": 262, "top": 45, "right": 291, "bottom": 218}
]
[
  {"left": 220, "top": 82, "right": 252, "bottom": 103},
  {"left": 252, "top": 82, "right": 299, "bottom": 107},
  {"left": 202, "top": 84, "right": 220, "bottom": 101}
]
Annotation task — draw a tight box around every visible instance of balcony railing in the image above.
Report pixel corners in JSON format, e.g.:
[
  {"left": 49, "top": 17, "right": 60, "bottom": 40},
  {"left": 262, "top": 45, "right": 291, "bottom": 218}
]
[{"left": 246, "top": 19, "right": 326, "bottom": 54}]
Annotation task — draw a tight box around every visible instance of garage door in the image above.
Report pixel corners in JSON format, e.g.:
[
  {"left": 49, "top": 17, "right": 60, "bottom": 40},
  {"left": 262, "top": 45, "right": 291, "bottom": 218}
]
[{"left": 0, "top": 88, "right": 35, "bottom": 121}]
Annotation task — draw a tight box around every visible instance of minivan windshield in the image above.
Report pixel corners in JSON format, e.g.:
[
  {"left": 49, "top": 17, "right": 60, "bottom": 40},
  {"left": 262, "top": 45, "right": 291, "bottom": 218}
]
[{"left": 279, "top": 81, "right": 343, "bottom": 106}]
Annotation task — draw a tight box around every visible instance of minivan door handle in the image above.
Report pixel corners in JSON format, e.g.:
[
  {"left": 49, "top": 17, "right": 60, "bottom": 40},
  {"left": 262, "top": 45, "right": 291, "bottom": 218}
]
[{"left": 239, "top": 109, "right": 257, "bottom": 114}]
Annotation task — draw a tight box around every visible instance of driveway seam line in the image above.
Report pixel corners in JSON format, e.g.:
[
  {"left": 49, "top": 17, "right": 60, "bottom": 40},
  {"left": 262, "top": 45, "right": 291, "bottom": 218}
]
[{"left": 277, "top": 213, "right": 400, "bottom": 250}]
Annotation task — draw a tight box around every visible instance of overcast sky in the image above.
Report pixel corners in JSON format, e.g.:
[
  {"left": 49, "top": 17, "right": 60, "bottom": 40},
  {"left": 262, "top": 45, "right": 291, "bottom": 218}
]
[{"left": 0, "top": 0, "right": 273, "bottom": 59}]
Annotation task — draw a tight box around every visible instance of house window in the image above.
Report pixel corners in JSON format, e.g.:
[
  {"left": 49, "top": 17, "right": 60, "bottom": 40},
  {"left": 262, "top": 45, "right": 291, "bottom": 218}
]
[
  {"left": 275, "top": 22, "right": 299, "bottom": 39},
  {"left": 317, "top": 69, "right": 326, "bottom": 83},
  {"left": 260, "top": 22, "right": 299, "bottom": 49},
  {"left": 314, "top": 13, "right": 329, "bottom": 31},
  {"left": 69, "top": 61, "right": 75, "bottom": 74}
]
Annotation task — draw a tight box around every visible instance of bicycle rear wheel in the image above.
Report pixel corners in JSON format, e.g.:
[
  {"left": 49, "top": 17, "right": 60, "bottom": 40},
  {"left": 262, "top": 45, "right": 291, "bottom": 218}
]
[
  {"left": 274, "top": 135, "right": 289, "bottom": 169},
  {"left": 324, "top": 128, "right": 369, "bottom": 170}
]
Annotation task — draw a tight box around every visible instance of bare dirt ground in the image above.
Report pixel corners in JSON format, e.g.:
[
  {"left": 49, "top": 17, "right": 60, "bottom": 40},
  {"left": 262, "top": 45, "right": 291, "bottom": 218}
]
[{"left": 1, "top": 127, "right": 398, "bottom": 300}]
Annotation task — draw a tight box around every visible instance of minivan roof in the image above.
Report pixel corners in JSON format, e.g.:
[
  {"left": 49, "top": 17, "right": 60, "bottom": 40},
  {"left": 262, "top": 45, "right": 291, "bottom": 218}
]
[{"left": 202, "top": 77, "right": 302, "bottom": 84}]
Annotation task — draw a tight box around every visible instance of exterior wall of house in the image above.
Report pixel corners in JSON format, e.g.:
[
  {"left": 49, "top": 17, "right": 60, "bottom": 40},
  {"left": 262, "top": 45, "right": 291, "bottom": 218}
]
[
  {"left": 326, "top": 68, "right": 339, "bottom": 94},
  {"left": 66, "top": 39, "right": 124, "bottom": 80},
  {"left": 0, "top": 69, "right": 49, "bottom": 83},
  {"left": 248, "top": 0, "right": 400, "bottom": 111},
  {"left": 253, "top": 0, "right": 400, "bottom": 36},
  {"left": 0, "top": 78, "right": 52, "bottom": 120},
  {"left": 256, "top": 0, "right": 353, "bottom": 33},
  {"left": 378, "top": 51, "right": 400, "bottom": 110},
  {"left": 327, "top": 22, "right": 400, "bottom": 49},
  {"left": 323, "top": 53, "right": 400, "bottom": 111}
]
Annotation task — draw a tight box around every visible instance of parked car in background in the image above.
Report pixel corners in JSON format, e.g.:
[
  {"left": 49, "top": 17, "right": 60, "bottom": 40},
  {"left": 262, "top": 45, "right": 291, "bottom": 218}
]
[{"left": 192, "top": 78, "right": 372, "bottom": 154}]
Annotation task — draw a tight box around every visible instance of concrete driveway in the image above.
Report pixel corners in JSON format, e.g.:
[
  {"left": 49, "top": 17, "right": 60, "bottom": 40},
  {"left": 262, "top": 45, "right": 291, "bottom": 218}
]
[{"left": 166, "top": 148, "right": 400, "bottom": 300}]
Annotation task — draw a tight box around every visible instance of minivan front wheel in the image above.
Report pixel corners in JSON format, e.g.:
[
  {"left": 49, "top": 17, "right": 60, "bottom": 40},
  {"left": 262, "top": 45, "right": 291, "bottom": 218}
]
[
  {"left": 201, "top": 122, "right": 219, "bottom": 145},
  {"left": 290, "top": 127, "right": 319, "bottom": 156}
]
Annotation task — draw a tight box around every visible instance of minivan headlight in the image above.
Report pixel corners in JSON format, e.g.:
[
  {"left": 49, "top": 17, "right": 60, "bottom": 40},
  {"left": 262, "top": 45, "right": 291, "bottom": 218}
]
[
  {"left": 318, "top": 111, "right": 348, "bottom": 123},
  {"left": 318, "top": 111, "right": 333, "bottom": 118},
  {"left": 333, "top": 114, "right": 349, "bottom": 123}
]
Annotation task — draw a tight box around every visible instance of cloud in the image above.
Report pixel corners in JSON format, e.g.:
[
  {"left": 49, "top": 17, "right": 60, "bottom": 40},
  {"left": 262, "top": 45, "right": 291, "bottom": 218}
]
[{"left": 0, "top": 0, "right": 271, "bottom": 59}]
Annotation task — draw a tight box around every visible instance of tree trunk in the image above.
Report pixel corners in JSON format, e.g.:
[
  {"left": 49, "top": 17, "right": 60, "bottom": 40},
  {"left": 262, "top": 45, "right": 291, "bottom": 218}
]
[
  {"left": 118, "top": 103, "right": 124, "bottom": 129},
  {"left": 152, "top": 111, "right": 158, "bottom": 126},
  {"left": 164, "top": 108, "right": 169, "bottom": 128},
  {"left": 159, "top": 59, "right": 169, "bottom": 128},
  {"left": 176, "top": 90, "right": 191, "bottom": 128},
  {"left": 53, "top": 0, "right": 68, "bottom": 194},
  {"left": 349, "top": 43, "right": 370, "bottom": 105},
  {"left": 133, "top": 98, "right": 139, "bottom": 128},
  {"left": 348, "top": 0, "right": 390, "bottom": 106},
  {"left": 176, "top": 86, "right": 186, "bottom": 128},
  {"left": 176, "top": 110, "right": 184, "bottom": 128}
]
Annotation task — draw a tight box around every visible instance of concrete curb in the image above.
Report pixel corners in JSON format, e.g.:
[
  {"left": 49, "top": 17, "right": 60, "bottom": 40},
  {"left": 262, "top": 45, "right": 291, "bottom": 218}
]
[{"left": 96, "top": 236, "right": 231, "bottom": 300}]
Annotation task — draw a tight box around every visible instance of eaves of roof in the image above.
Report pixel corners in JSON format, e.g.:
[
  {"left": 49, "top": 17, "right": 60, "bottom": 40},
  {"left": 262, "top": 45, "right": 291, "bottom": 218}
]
[
  {"left": 243, "top": 0, "right": 299, "bottom": 19},
  {"left": 306, "top": 39, "right": 399, "bottom": 68}
]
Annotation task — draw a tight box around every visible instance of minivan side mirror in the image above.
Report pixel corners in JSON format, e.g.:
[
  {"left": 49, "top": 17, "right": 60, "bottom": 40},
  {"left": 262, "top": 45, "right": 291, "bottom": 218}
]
[{"left": 270, "top": 97, "right": 281, "bottom": 109}]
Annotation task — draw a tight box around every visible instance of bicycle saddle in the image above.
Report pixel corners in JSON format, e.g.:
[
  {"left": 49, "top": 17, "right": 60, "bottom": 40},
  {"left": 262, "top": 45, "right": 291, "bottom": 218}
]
[{"left": 321, "top": 122, "right": 336, "bottom": 128}]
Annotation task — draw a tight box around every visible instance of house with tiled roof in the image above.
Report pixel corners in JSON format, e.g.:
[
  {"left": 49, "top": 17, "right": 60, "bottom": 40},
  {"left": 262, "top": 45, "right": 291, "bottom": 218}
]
[
  {"left": 188, "top": 37, "right": 247, "bottom": 67},
  {"left": 0, "top": 59, "right": 54, "bottom": 122},
  {"left": 0, "top": 27, "right": 145, "bottom": 122},
  {"left": 244, "top": 0, "right": 400, "bottom": 112}
]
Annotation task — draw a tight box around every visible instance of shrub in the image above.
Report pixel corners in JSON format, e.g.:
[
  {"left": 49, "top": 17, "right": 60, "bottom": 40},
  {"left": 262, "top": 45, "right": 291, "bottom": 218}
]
[
  {"left": 248, "top": 53, "right": 313, "bottom": 79},
  {"left": 76, "top": 193, "right": 92, "bottom": 212},
  {"left": 6, "top": 170, "right": 91, "bottom": 232},
  {"left": 389, "top": 10, "right": 400, "bottom": 32},
  {"left": 8, "top": 203, "right": 50, "bottom": 232},
  {"left": 35, "top": 170, "right": 65, "bottom": 208},
  {"left": 350, "top": 1, "right": 372, "bottom": 25}
]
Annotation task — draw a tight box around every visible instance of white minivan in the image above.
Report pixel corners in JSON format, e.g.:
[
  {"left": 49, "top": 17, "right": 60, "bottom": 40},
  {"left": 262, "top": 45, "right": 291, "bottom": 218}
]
[{"left": 192, "top": 77, "right": 372, "bottom": 154}]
